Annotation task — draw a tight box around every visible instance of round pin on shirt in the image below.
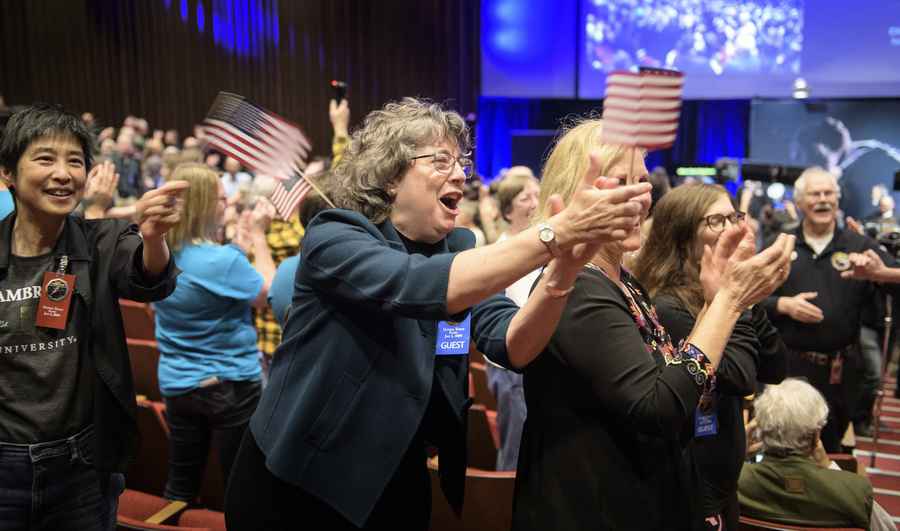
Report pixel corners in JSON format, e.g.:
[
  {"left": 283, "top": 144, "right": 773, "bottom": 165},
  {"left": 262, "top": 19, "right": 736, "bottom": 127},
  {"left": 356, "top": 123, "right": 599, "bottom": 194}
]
[{"left": 831, "top": 251, "right": 850, "bottom": 272}]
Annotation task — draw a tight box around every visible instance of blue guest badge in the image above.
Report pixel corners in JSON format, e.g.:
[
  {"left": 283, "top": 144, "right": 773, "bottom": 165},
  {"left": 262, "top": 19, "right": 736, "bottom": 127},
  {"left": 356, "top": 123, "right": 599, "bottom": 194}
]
[
  {"left": 694, "top": 393, "right": 718, "bottom": 437},
  {"left": 435, "top": 314, "right": 471, "bottom": 355}
]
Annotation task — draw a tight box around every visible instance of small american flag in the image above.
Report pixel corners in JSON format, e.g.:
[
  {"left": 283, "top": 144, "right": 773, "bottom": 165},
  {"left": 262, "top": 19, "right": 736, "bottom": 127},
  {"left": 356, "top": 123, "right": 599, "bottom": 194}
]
[
  {"left": 269, "top": 171, "right": 312, "bottom": 220},
  {"left": 202, "top": 92, "right": 315, "bottom": 218},
  {"left": 600, "top": 68, "right": 684, "bottom": 150}
]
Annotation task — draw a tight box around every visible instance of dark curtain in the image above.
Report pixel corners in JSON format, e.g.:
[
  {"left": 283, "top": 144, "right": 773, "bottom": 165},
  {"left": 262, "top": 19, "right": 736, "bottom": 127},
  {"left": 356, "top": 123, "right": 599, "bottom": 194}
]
[
  {"left": 476, "top": 97, "right": 749, "bottom": 180},
  {"left": 0, "top": 0, "right": 480, "bottom": 157}
]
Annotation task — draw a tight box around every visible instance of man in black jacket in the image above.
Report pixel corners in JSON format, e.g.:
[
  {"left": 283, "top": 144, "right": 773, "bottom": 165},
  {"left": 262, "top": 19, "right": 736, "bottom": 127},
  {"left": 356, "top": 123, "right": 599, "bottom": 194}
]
[
  {"left": 0, "top": 104, "right": 186, "bottom": 530},
  {"left": 762, "top": 167, "right": 900, "bottom": 452}
]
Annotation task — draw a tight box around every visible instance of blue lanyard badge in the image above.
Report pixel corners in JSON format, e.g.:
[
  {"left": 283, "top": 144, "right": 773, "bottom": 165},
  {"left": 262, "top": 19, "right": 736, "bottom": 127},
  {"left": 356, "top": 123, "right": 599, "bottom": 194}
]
[
  {"left": 435, "top": 314, "right": 471, "bottom": 356},
  {"left": 694, "top": 393, "right": 718, "bottom": 437}
]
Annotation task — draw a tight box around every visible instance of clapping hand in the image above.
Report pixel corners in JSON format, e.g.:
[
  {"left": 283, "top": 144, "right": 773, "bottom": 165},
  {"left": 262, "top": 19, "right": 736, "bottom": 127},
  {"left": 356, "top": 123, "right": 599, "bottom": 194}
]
[
  {"left": 549, "top": 151, "right": 650, "bottom": 252},
  {"left": 233, "top": 198, "right": 276, "bottom": 254},
  {"left": 703, "top": 230, "right": 795, "bottom": 312},
  {"left": 699, "top": 223, "right": 757, "bottom": 303},
  {"left": 842, "top": 249, "right": 887, "bottom": 281},
  {"left": 83, "top": 160, "right": 119, "bottom": 219}
]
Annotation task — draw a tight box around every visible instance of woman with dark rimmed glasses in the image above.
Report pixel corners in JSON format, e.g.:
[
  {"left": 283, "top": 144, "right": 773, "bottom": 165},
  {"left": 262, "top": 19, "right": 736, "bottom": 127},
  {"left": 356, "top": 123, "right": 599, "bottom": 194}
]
[
  {"left": 634, "top": 184, "right": 789, "bottom": 531},
  {"left": 225, "top": 98, "right": 653, "bottom": 530}
]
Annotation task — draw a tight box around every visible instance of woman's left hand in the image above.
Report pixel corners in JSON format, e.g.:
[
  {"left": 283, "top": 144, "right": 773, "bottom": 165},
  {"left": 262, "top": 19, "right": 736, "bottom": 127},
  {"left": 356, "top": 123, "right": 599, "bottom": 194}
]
[
  {"left": 700, "top": 223, "right": 756, "bottom": 303},
  {"left": 249, "top": 197, "right": 277, "bottom": 232},
  {"left": 561, "top": 175, "right": 625, "bottom": 264},
  {"left": 134, "top": 180, "right": 190, "bottom": 240}
]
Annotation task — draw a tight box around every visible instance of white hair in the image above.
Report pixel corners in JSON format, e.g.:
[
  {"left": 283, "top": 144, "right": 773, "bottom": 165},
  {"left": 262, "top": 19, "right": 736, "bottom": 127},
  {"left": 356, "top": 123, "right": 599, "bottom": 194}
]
[
  {"left": 754, "top": 378, "right": 829, "bottom": 456},
  {"left": 793, "top": 166, "right": 839, "bottom": 202}
]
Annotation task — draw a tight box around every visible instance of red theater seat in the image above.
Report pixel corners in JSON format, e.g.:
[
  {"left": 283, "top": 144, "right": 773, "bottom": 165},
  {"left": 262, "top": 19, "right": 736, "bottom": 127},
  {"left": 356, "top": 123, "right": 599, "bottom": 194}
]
[
  {"left": 128, "top": 338, "right": 162, "bottom": 401},
  {"left": 428, "top": 460, "right": 515, "bottom": 531},
  {"left": 467, "top": 404, "right": 498, "bottom": 470},
  {"left": 469, "top": 362, "right": 498, "bottom": 410},
  {"left": 120, "top": 299, "right": 156, "bottom": 341}
]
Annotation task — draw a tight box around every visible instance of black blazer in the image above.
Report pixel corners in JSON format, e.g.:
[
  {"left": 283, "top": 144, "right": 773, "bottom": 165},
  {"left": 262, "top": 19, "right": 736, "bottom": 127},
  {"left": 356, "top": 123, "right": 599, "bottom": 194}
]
[
  {"left": 249, "top": 209, "right": 519, "bottom": 527},
  {"left": 0, "top": 213, "right": 179, "bottom": 473}
]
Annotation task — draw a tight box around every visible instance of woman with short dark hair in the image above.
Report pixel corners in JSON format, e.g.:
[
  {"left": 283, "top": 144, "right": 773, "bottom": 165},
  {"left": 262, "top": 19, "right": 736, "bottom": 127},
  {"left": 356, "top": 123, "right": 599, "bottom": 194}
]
[{"left": 0, "top": 104, "right": 184, "bottom": 530}]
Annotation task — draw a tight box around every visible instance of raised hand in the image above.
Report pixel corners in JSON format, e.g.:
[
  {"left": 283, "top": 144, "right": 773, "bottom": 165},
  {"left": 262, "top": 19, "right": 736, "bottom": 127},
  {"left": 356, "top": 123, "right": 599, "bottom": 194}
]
[
  {"left": 83, "top": 160, "right": 120, "bottom": 219},
  {"left": 249, "top": 197, "right": 276, "bottom": 233},
  {"left": 845, "top": 216, "right": 864, "bottom": 236},
  {"left": 718, "top": 233, "right": 795, "bottom": 311},
  {"left": 699, "top": 222, "right": 758, "bottom": 302},
  {"left": 478, "top": 184, "right": 499, "bottom": 222},
  {"left": 134, "top": 180, "right": 190, "bottom": 240},
  {"left": 329, "top": 99, "right": 350, "bottom": 137},
  {"left": 548, "top": 176, "right": 621, "bottom": 268},
  {"left": 232, "top": 209, "right": 254, "bottom": 254},
  {"left": 841, "top": 249, "right": 887, "bottom": 281},
  {"left": 549, "top": 152, "right": 651, "bottom": 249}
]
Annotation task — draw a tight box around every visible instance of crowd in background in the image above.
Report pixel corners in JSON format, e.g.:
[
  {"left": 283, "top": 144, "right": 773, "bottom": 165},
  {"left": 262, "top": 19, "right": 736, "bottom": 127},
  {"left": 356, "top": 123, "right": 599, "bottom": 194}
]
[
  {"left": 585, "top": 0, "right": 803, "bottom": 75},
  {"left": 2, "top": 92, "right": 900, "bottom": 531}
]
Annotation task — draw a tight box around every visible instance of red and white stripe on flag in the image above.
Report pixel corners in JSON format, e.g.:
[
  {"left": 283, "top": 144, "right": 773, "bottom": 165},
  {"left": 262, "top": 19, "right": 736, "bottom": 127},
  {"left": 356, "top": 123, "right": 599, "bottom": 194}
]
[
  {"left": 200, "top": 92, "right": 311, "bottom": 181},
  {"left": 270, "top": 174, "right": 312, "bottom": 220},
  {"left": 600, "top": 69, "right": 684, "bottom": 150}
]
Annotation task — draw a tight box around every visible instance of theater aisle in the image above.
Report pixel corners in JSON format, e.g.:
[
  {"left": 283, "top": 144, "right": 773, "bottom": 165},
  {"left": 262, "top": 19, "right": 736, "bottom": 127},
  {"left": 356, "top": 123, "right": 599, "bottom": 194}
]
[{"left": 854, "top": 376, "right": 900, "bottom": 529}]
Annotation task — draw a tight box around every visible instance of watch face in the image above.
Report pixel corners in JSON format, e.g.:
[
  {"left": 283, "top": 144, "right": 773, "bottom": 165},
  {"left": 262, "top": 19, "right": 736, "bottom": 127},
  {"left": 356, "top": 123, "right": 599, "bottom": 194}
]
[{"left": 539, "top": 226, "right": 554, "bottom": 243}]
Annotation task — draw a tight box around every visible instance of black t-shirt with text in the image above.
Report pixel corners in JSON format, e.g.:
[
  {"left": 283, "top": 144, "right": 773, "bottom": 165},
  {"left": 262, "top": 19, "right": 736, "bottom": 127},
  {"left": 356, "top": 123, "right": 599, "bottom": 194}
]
[{"left": 0, "top": 253, "right": 92, "bottom": 443}]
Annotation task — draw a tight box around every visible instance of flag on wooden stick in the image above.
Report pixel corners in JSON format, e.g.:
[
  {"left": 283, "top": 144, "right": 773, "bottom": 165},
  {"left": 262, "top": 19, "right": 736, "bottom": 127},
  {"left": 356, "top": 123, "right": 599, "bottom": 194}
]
[
  {"left": 600, "top": 68, "right": 685, "bottom": 150},
  {"left": 202, "top": 92, "right": 311, "bottom": 178},
  {"left": 201, "top": 91, "right": 334, "bottom": 219}
]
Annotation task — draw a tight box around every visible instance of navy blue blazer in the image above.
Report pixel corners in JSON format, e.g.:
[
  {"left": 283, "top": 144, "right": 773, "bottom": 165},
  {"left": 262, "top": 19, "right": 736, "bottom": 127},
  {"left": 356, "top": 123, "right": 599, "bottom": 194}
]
[{"left": 249, "top": 209, "right": 519, "bottom": 526}]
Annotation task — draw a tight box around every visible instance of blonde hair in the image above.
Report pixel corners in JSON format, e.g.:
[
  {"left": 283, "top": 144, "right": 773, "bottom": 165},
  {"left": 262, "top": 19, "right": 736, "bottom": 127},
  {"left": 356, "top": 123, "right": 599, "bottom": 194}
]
[
  {"left": 165, "top": 163, "right": 220, "bottom": 251},
  {"left": 535, "top": 118, "right": 640, "bottom": 224}
]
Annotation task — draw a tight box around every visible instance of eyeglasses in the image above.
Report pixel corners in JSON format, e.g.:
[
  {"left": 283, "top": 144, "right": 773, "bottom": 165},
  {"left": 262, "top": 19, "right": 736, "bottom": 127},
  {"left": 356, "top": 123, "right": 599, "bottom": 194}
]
[
  {"left": 409, "top": 152, "right": 474, "bottom": 180},
  {"left": 702, "top": 211, "right": 747, "bottom": 232}
]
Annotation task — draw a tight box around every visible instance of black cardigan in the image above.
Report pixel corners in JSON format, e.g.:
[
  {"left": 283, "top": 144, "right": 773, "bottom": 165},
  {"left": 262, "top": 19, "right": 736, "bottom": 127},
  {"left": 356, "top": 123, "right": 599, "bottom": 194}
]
[
  {"left": 655, "top": 294, "right": 787, "bottom": 530},
  {"left": 0, "top": 213, "right": 178, "bottom": 474},
  {"left": 513, "top": 268, "right": 705, "bottom": 531}
]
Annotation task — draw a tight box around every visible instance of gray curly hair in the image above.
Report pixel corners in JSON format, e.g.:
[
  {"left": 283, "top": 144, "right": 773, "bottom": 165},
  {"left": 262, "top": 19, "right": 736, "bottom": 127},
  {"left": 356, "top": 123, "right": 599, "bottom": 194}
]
[
  {"left": 754, "top": 378, "right": 829, "bottom": 457},
  {"left": 330, "top": 97, "right": 470, "bottom": 223}
]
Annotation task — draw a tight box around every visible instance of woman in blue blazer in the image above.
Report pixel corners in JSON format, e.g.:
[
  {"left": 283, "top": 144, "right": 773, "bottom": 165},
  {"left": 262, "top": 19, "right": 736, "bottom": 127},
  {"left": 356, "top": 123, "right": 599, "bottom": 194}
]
[{"left": 225, "top": 98, "right": 652, "bottom": 530}]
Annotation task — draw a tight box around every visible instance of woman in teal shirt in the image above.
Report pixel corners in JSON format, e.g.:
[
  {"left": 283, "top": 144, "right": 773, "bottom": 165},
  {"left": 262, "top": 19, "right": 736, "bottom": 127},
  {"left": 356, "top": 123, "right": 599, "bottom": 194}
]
[{"left": 153, "top": 162, "right": 275, "bottom": 503}]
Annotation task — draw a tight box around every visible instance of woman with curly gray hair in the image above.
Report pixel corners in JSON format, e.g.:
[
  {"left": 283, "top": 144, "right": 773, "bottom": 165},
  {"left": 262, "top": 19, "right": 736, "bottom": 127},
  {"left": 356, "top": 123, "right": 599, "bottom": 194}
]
[
  {"left": 225, "top": 98, "right": 652, "bottom": 530},
  {"left": 739, "top": 378, "right": 893, "bottom": 530}
]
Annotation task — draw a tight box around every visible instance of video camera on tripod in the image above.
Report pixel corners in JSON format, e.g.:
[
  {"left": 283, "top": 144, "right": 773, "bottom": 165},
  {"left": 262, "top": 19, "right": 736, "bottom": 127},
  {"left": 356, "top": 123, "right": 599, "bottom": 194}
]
[
  {"left": 870, "top": 170, "right": 900, "bottom": 258},
  {"left": 878, "top": 229, "right": 900, "bottom": 258}
]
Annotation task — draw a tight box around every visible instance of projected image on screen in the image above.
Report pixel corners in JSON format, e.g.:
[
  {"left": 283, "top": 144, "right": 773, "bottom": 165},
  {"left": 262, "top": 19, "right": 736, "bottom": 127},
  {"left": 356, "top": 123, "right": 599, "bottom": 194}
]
[
  {"left": 750, "top": 100, "right": 900, "bottom": 218},
  {"left": 584, "top": 0, "right": 802, "bottom": 77}
]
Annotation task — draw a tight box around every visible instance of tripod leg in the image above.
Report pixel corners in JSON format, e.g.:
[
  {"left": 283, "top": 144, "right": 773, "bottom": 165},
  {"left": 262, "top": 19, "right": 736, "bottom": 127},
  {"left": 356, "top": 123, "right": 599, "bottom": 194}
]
[{"left": 871, "top": 294, "right": 893, "bottom": 469}]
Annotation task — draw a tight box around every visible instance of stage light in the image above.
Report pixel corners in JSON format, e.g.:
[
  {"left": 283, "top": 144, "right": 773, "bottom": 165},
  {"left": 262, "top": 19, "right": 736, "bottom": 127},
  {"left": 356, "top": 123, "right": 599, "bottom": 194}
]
[
  {"left": 767, "top": 182, "right": 786, "bottom": 201},
  {"left": 792, "top": 78, "right": 809, "bottom": 99}
]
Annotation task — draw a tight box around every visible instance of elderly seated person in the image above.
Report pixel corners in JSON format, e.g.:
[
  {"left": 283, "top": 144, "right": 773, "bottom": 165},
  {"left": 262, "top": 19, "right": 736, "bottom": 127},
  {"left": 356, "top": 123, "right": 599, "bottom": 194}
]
[{"left": 738, "top": 378, "right": 893, "bottom": 530}]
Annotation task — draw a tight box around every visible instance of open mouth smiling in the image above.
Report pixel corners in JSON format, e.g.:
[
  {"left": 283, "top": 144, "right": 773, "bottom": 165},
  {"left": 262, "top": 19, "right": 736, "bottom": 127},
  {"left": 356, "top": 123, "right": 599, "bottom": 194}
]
[{"left": 439, "top": 190, "right": 463, "bottom": 212}]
